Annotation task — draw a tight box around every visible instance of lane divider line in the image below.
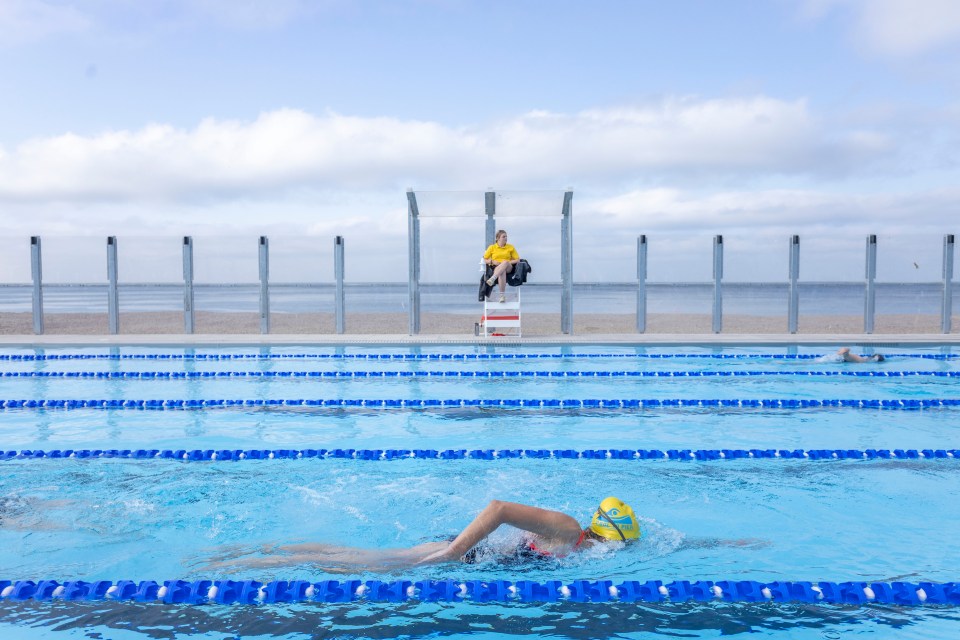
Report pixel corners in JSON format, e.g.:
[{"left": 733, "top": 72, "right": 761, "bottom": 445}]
[
  {"left": 2, "top": 398, "right": 959, "bottom": 409},
  {"left": 1, "top": 578, "right": 957, "bottom": 605},
  {"left": 2, "top": 448, "right": 955, "bottom": 462}
]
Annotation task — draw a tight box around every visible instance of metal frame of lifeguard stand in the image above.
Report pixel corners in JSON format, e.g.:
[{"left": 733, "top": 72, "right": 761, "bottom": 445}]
[{"left": 405, "top": 189, "right": 573, "bottom": 336}]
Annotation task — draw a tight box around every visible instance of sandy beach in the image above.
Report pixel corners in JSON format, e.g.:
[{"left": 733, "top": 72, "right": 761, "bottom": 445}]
[{"left": 1, "top": 311, "right": 957, "bottom": 336}]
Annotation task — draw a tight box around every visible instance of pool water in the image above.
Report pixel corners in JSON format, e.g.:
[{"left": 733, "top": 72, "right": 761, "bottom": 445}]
[{"left": 0, "top": 345, "right": 959, "bottom": 638}]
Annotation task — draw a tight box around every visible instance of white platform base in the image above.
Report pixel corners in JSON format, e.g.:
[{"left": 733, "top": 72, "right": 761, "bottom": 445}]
[{"left": 480, "top": 289, "right": 521, "bottom": 338}]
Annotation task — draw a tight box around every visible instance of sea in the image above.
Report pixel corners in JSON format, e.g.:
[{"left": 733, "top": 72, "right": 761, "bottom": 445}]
[{"left": 0, "top": 282, "right": 955, "bottom": 316}]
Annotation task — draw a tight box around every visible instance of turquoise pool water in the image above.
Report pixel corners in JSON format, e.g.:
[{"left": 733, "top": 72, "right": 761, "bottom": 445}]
[{"left": 0, "top": 345, "right": 958, "bottom": 638}]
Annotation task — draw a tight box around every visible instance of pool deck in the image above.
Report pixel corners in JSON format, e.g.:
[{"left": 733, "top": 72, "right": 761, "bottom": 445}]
[{"left": 1, "top": 333, "right": 959, "bottom": 347}]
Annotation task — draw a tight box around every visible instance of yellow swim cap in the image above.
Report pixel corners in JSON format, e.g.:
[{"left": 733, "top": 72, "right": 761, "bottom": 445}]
[{"left": 590, "top": 496, "right": 640, "bottom": 541}]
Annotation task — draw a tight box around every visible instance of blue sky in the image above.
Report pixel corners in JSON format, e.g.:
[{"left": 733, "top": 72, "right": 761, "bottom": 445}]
[{"left": 1, "top": 0, "right": 959, "bottom": 282}]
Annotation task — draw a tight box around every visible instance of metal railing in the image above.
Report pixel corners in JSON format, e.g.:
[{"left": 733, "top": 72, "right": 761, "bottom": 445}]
[
  {"left": 5, "top": 233, "right": 957, "bottom": 336},
  {"left": 633, "top": 234, "right": 956, "bottom": 335}
]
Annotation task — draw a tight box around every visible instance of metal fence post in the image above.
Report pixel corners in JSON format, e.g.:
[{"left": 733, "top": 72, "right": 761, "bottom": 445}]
[
  {"left": 407, "top": 189, "right": 421, "bottom": 335},
  {"left": 788, "top": 235, "right": 800, "bottom": 334},
  {"left": 712, "top": 235, "right": 723, "bottom": 334},
  {"left": 864, "top": 234, "right": 877, "bottom": 334},
  {"left": 259, "top": 236, "right": 270, "bottom": 334},
  {"left": 30, "top": 236, "right": 43, "bottom": 335},
  {"left": 183, "top": 236, "right": 194, "bottom": 334},
  {"left": 334, "top": 235, "right": 345, "bottom": 334},
  {"left": 485, "top": 191, "right": 496, "bottom": 247},
  {"left": 943, "top": 234, "right": 955, "bottom": 334},
  {"left": 636, "top": 235, "right": 647, "bottom": 333},
  {"left": 560, "top": 190, "right": 574, "bottom": 335},
  {"left": 107, "top": 236, "right": 119, "bottom": 334}
]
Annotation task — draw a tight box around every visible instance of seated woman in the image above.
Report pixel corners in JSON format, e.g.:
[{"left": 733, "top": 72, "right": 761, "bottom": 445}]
[
  {"left": 483, "top": 230, "right": 520, "bottom": 303},
  {"left": 206, "top": 497, "right": 639, "bottom": 572}
]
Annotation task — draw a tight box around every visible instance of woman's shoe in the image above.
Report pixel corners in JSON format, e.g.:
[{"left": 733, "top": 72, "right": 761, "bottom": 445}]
[
  {"left": 499, "top": 294, "right": 506, "bottom": 303},
  {"left": 486, "top": 277, "right": 496, "bottom": 286}
]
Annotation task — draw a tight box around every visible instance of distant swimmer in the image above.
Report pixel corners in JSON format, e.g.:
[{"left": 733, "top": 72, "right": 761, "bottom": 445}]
[{"left": 837, "top": 347, "right": 885, "bottom": 363}]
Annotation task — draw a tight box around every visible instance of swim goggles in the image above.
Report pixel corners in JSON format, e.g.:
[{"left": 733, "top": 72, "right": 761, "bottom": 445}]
[{"left": 595, "top": 505, "right": 627, "bottom": 542}]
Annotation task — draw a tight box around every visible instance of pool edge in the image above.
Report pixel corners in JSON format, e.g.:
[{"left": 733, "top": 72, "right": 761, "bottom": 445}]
[{"left": 1, "top": 333, "right": 959, "bottom": 347}]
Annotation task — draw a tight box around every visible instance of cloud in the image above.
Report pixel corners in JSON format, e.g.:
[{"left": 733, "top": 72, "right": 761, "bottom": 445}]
[
  {"left": 0, "top": 0, "right": 90, "bottom": 46},
  {"left": 3, "top": 175, "right": 956, "bottom": 283},
  {"left": 801, "top": 0, "right": 960, "bottom": 56},
  {"left": 0, "top": 98, "right": 896, "bottom": 204},
  {"left": 0, "top": 98, "right": 952, "bottom": 282},
  {"left": 588, "top": 186, "right": 960, "bottom": 234},
  {"left": 569, "top": 186, "right": 960, "bottom": 282},
  {"left": 856, "top": 0, "right": 960, "bottom": 56}
]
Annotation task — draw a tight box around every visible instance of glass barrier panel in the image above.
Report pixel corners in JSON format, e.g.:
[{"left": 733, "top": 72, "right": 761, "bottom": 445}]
[
  {"left": 269, "top": 235, "right": 333, "bottom": 284},
  {"left": 573, "top": 232, "right": 633, "bottom": 284},
  {"left": 0, "top": 237, "right": 31, "bottom": 284},
  {"left": 0, "top": 237, "right": 32, "bottom": 322},
  {"left": 191, "top": 236, "right": 260, "bottom": 284},
  {"left": 492, "top": 191, "right": 567, "bottom": 218},
  {"left": 492, "top": 216, "right": 561, "bottom": 283},
  {"left": 116, "top": 236, "right": 183, "bottom": 284},
  {"left": 343, "top": 282, "right": 407, "bottom": 334},
  {"left": 345, "top": 225, "right": 407, "bottom": 284},
  {"left": 872, "top": 233, "right": 947, "bottom": 333},
  {"left": 645, "top": 233, "right": 715, "bottom": 284},
  {"left": 188, "top": 237, "right": 259, "bottom": 333},
  {"left": 722, "top": 233, "right": 789, "bottom": 283},
  {"left": 40, "top": 236, "right": 105, "bottom": 284},
  {"left": 420, "top": 218, "right": 486, "bottom": 284},
  {"left": 874, "top": 233, "right": 944, "bottom": 284},
  {"left": 794, "top": 233, "right": 865, "bottom": 283},
  {"left": 268, "top": 235, "right": 334, "bottom": 327},
  {"left": 413, "top": 190, "right": 486, "bottom": 218}
]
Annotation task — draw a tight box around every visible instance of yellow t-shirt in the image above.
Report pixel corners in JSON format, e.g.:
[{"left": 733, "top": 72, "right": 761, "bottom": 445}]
[{"left": 484, "top": 243, "right": 519, "bottom": 262}]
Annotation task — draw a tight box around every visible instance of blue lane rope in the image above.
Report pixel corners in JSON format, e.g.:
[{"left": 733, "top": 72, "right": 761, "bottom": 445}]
[
  {"left": 1, "top": 579, "right": 957, "bottom": 605},
  {"left": 1, "top": 353, "right": 956, "bottom": 361},
  {"left": 4, "top": 370, "right": 960, "bottom": 379},
  {"left": 2, "top": 397, "right": 960, "bottom": 410},
  {"left": 2, "top": 448, "right": 956, "bottom": 462}
]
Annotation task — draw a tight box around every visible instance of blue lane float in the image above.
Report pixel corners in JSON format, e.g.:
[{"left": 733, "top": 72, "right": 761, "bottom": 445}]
[
  {"left": 1, "top": 352, "right": 956, "bottom": 362},
  {"left": 1, "top": 448, "right": 955, "bottom": 462},
  {"left": 4, "top": 370, "right": 959, "bottom": 379},
  {"left": 2, "top": 397, "right": 960, "bottom": 410},
  {"left": 1, "top": 579, "right": 957, "bottom": 605}
]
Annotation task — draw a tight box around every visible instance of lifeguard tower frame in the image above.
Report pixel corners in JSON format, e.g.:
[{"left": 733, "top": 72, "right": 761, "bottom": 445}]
[{"left": 406, "top": 190, "right": 573, "bottom": 336}]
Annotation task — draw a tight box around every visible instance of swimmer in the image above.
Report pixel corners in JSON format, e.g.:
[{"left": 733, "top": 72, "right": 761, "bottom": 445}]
[
  {"left": 837, "top": 347, "right": 885, "bottom": 363},
  {"left": 205, "top": 497, "right": 640, "bottom": 572}
]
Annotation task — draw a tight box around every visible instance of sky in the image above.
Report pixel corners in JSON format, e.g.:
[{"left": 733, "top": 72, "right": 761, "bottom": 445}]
[{"left": 1, "top": 0, "right": 960, "bottom": 283}]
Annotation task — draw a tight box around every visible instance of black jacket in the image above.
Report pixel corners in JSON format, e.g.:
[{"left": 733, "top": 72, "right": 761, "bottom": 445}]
[
  {"left": 507, "top": 259, "right": 532, "bottom": 287},
  {"left": 478, "top": 265, "right": 495, "bottom": 301},
  {"left": 478, "top": 260, "right": 532, "bottom": 301}
]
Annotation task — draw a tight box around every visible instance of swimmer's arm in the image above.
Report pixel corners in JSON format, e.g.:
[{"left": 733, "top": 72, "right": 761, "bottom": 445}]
[
  {"left": 422, "top": 500, "right": 582, "bottom": 563},
  {"left": 837, "top": 347, "right": 867, "bottom": 363},
  {"left": 273, "top": 542, "right": 331, "bottom": 554}
]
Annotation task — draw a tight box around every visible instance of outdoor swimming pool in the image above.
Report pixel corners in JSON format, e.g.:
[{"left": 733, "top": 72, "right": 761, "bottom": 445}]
[{"left": 0, "top": 345, "right": 958, "bottom": 638}]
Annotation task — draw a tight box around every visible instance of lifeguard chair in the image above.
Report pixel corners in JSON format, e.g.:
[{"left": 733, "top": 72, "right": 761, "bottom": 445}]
[
  {"left": 480, "top": 288, "right": 521, "bottom": 337},
  {"left": 404, "top": 189, "right": 572, "bottom": 337}
]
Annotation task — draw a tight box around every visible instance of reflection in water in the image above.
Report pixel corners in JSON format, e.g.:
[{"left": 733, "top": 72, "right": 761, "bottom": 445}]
[{"left": 0, "top": 599, "right": 955, "bottom": 639}]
